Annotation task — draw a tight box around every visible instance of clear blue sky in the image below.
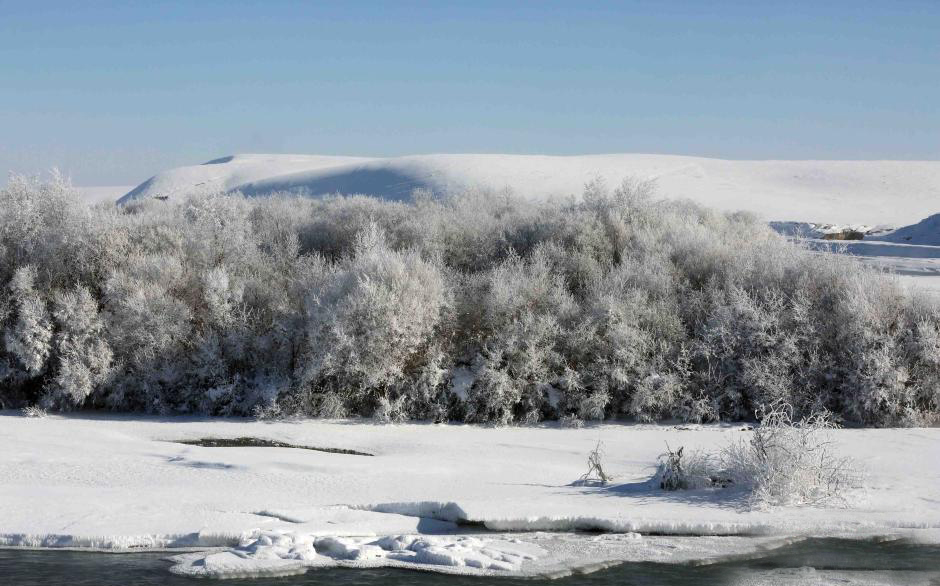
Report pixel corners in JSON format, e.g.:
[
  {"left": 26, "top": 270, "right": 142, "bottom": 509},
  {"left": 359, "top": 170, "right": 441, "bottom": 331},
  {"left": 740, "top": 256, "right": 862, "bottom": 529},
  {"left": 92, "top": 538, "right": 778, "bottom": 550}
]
[{"left": 1, "top": 1, "right": 938, "bottom": 185}]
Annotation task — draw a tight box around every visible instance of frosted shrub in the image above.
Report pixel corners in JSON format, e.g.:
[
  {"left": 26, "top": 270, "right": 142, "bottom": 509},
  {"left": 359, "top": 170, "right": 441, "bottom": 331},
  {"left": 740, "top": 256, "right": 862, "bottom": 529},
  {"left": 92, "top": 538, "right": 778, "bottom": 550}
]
[
  {"left": 721, "top": 403, "right": 858, "bottom": 507},
  {"left": 1, "top": 174, "right": 938, "bottom": 425},
  {"left": 202, "top": 267, "right": 241, "bottom": 329},
  {"left": 0, "top": 172, "right": 87, "bottom": 276},
  {"left": 22, "top": 405, "right": 48, "bottom": 418},
  {"left": 463, "top": 355, "right": 521, "bottom": 425},
  {"left": 462, "top": 248, "right": 573, "bottom": 424},
  {"left": 4, "top": 266, "right": 52, "bottom": 376},
  {"left": 44, "top": 285, "right": 113, "bottom": 409},
  {"left": 569, "top": 270, "right": 684, "bottom": 422},
  {"left": 182, "top": 193, "right": 259, "bottom": 270},
  {"left": 654, "top": 445, "right": 717, "bottom": 491},
  {"left": 558, "top": 413, "right": 585, "bottom": 428},
  {"left": 908, "top": 312, "right": 940, "bottom": 422},
  {"left": 101, "top": 254, "right": 193, "bottom": 410},
  {"left": 653, "top": 405, "right": 856, "bottom": 507},
  {"left": 373, "top": 394, "right": 408, "bottom": 423},
  {"left": 303, "top": 222, "right": 446, "bottom": 415},
  {"left": 576, "top": 441, "right": 612, "bottom": 485}
]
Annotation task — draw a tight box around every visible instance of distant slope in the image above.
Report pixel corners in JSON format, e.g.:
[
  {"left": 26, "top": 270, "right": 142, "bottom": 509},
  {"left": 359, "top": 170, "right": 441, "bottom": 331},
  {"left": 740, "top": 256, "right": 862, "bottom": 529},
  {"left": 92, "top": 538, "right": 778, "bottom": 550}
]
[
  {"left": 117, "top": 154, "right": 373, "bottom": 204},
  {"left": 119, "top": 154, "right": 940, "bottom": 225},
  {"left": 872, "top": 213, "right": 940, "bottom": 246},
  {"left": 75, "top": 185, "right": 135, "bottom": 205}
]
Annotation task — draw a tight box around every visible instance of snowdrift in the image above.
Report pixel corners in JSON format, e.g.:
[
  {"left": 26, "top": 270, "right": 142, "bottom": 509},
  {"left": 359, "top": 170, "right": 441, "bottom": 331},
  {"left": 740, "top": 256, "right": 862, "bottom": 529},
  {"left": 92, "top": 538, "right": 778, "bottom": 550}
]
[
  {"left": 872, "top": 213, "right": 940, "bottom": 246},
  {"left": 118, "top": 154, "right": 940, "bottom": 226}
]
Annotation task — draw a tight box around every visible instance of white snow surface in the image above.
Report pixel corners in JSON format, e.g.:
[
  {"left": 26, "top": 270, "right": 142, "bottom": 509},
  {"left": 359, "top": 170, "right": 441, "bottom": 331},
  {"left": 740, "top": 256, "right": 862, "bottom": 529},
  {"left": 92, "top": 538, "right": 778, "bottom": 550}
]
[
  {"left": 118, "top": 154, "right": 371, "bottom": 204},
  {"left": 74, "top": 185, "right": 135, "bottom": 205},
  {"left": 1, "top": 414, "right": 939, "bottom": 577},
  {"left": 117, "top": 153, "right": 940, "bottom": 226},
  {"left": 871, "top": 213, "right": 940, "bottom": 247},
  {"left": 793, "top": 239, "right": 940, "bottom": 297},
  {"left": 167, "top": 531, "right": 547, "bottom": 577}
]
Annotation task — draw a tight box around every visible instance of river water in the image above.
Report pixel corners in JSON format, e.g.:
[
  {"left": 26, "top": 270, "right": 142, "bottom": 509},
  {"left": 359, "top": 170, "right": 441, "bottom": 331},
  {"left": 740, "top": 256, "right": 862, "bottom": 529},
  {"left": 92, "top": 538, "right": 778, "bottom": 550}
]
[{"left": 2, "top": 537, "right": 939, "bottom": 585}]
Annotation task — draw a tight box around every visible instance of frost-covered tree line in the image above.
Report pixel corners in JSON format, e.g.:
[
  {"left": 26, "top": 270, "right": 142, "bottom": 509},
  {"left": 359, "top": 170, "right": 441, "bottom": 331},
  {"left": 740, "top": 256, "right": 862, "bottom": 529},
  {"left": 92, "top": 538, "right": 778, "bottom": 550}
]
[{"left": 1, "top": 173, "right": 938, "bottom": 426}]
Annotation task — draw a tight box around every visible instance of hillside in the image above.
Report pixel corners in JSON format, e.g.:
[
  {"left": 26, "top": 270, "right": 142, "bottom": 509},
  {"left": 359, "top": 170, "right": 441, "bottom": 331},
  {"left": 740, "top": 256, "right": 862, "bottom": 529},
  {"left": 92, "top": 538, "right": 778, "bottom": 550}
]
[
  {"left": 75, "top": 185, "right": 135, "bottom": 205},
  {"left": 118, "top": 154, "right": 940, "bottom": 226},
  {"left": 872, "top": 213, "right": 940, "bottom": 246}
]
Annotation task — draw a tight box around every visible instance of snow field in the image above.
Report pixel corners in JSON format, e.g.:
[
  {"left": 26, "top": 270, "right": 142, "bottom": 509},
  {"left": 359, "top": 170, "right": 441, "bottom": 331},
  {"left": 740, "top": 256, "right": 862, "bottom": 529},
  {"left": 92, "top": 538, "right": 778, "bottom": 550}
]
[{"left": 1, "top": 414, "right": 939, "bottom": 577}]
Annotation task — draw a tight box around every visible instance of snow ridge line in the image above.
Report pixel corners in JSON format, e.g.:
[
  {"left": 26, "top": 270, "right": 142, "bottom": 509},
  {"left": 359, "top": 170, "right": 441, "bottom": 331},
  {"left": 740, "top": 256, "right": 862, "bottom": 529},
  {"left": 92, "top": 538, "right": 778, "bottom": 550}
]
[
  {"left": 251, "top": 510, "right": 305, "bottom": 524},
  {"left": 354, "top": 501, "right": 940, "bottom": 536},
  {"left": 353, "top": 501, "right": 774, "bottom": 536}
]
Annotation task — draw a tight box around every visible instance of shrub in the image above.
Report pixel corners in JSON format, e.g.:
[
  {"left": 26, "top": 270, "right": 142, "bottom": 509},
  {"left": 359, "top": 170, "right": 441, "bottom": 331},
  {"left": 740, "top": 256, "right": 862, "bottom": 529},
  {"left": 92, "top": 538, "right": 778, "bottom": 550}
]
[
  {"left": 653, "top": 444, "right": 718, "bottom": 491},
  {"left": 721, "top": 402, "right": 859, "bottom": 507},
  {"left": 21, "top": 405, "right": 48, "bottom": 418},
  {"left": 653, "top": 403, "right": 858, "bottom": 507},
  {"left": 4, "top": 266, "right": 52, "bottom": 376},
  {"left": 576, "top": 441, "right": 612, "bottom": 485},
  {"left": 43, "top": 285, "right": 112, "bottom": 409},
  {"left": 0, "top": 174, "right": 937, "bottom": 426},
  {"left": 301, "top": 221, "right": 447, "bottom": 417}
]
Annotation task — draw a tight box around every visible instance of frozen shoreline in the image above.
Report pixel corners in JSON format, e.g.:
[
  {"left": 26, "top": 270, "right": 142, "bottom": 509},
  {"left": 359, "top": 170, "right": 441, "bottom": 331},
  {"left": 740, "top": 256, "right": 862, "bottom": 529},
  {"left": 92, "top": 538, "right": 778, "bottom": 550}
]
[{"left": 2, "top": 413, "right": 938, "bottom": 577}]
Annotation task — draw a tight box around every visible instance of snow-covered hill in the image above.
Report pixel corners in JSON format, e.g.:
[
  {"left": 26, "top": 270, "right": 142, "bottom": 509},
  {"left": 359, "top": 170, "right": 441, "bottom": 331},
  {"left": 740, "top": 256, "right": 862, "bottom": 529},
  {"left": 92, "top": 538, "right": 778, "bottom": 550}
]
[
  {"left": 118, "top": 154, "right": 371, "bottom": 204},
  {"left": 119, "top": 153, "right": 940, "bottom": 226},
  {"left": 75, "top": 185, "right": 135, "bottom": 205},
  {"left": 872, "top": 213, "right": 940, "bottom": 246}
]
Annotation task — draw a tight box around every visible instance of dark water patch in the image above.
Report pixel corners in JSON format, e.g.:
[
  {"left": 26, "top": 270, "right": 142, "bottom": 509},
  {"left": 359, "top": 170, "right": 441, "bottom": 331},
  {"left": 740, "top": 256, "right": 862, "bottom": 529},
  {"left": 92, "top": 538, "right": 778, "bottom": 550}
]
[
  {"left": 0, "top": 551, "right": 719, "bottom": 585},
  {"left": 173, "top": 437, "right": 374, "bottom": 456},
  {"left": 2, "top": 538, "right": 939, "bottom": 585},
  {"left": 721, "top": 536, "right": 940, "bottom": 572}
]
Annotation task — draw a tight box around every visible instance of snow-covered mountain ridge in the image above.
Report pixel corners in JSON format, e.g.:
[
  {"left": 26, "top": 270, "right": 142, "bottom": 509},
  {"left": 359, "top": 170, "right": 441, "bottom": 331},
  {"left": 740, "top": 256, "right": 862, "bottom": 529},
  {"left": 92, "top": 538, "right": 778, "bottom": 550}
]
[{"left": 119, "top": 153, "right": 940, "bottom": 227}]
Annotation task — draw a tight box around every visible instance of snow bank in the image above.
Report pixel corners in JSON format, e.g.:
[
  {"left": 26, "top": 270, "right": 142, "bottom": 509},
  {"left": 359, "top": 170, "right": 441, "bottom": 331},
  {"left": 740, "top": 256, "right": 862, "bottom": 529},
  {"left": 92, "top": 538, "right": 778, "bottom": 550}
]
[
  {"left": 119, "top": 153, "right": 940, "bottom": 226},
  {"left": 0, "top": 531, "right": 241, "bottom": 550},
  {"left": 164, "top": 529, "right": 807, "bottom": 579},
  {"left": 476, "top": 516, "right": 769, "bottom": 536},
  {"left": 353, "top": 502, "right": 771, "bottom": 535},
  {"left": 355, "top": 502, "right": 471, "bottom": 524}
]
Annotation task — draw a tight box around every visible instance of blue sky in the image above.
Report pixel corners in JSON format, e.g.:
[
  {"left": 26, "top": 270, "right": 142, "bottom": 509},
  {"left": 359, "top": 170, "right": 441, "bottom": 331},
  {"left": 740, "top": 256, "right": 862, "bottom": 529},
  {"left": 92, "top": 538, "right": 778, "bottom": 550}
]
[{"left": 1, "top": 1, "right": 938, "bottom": 185}]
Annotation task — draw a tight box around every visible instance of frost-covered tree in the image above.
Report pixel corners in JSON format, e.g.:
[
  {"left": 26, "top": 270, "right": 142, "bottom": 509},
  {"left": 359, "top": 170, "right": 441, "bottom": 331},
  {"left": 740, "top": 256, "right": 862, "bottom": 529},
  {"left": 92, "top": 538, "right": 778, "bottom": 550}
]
[
  {"left": 4, "top": 266, "right": 52, "bottom": 376},
  {"left": 461, "top": 248, "right": 573, "bottom": 424},
  {"left": 101, "top": 253, "right": 193, "bottom": 411},
  {"left": 44, "top": 285, "right": 112, "bottom": 409},
  {"left": 302, "top": 222, "right": 447, "bottom": 416},
  {"left": 1, "top": 174, "right": 938, "bottom": 425}
]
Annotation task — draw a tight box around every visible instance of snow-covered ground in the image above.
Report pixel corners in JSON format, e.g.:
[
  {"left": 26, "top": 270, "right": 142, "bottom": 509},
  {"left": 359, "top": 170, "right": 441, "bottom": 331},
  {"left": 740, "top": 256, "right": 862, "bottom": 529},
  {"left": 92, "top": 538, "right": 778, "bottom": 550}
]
[
  {"left": 15, "top": 155, "right": 938, "bottom": 579},
  {"left": 798, "top": 239, "right": 940, "bottom": 296},
  {"left": 118, "top": 154, "right": 371, "bottom": 204},
  {"left": 74, "top": 185, "right": 135, "bottom": 205},
  {"left": 872, "top": 213, "right": 940, "bottom": 247},
  {"left": 117, "top": 153, "right": 940, "bottom": 226},
  {"left": 1, "top": 413, "right": 938, "bottom": 578}
]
